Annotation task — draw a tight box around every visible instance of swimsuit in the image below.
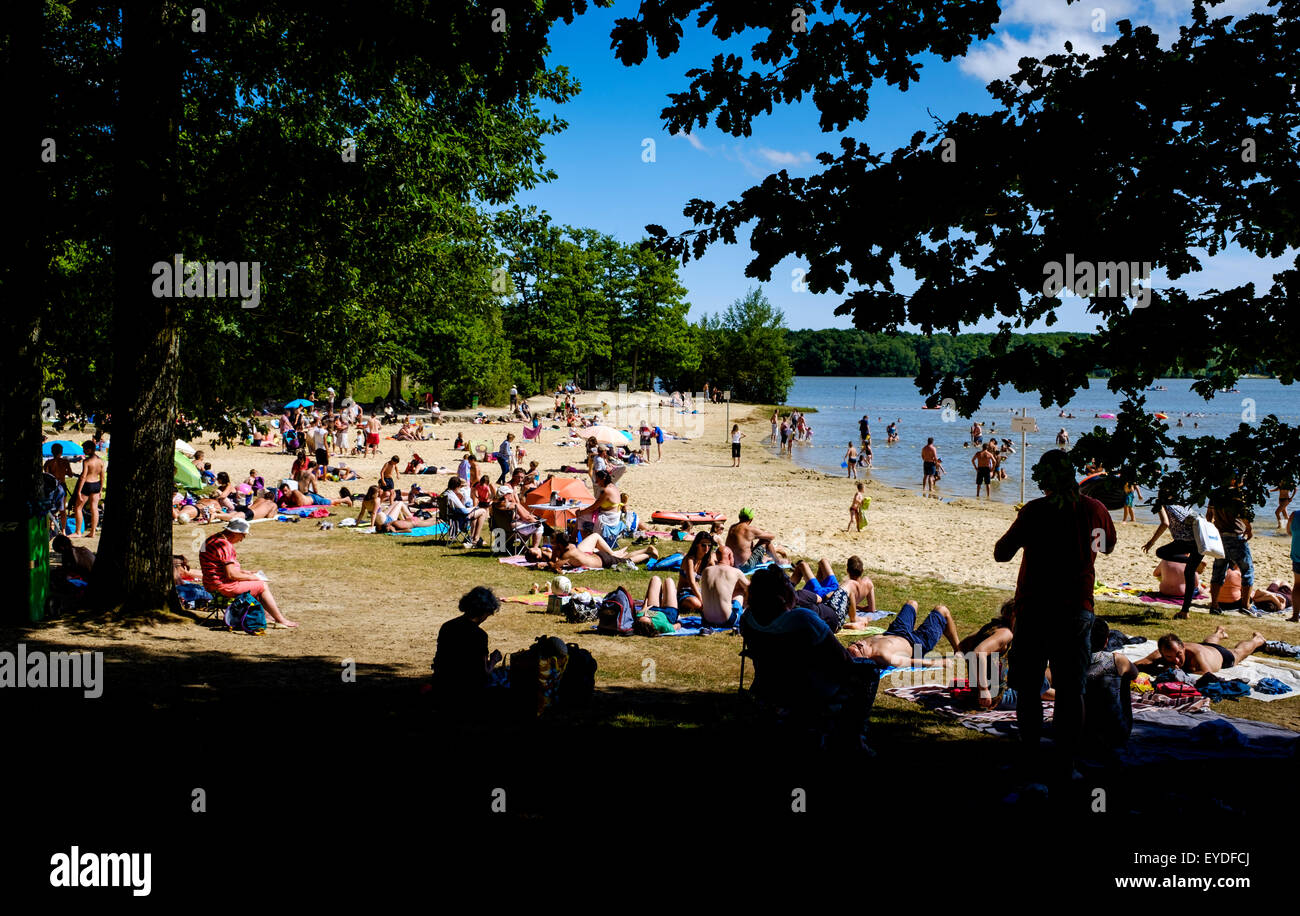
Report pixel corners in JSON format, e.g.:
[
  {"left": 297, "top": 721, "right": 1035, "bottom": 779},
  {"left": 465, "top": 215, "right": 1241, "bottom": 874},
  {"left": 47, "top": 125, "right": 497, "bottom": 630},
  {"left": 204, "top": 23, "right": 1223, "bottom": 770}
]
[
  {"left": 81, "top": 481, "right": 102, "bottom": 495},
  {"left": 1202, "top": 643, "right": 1236, "bottom": 670}
]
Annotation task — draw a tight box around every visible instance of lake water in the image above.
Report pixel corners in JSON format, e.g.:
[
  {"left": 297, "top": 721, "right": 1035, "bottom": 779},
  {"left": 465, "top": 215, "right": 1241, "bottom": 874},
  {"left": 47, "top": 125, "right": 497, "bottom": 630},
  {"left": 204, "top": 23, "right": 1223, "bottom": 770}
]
[{"left": 774, "top": 376, "right": 1300, "bottom": 507}]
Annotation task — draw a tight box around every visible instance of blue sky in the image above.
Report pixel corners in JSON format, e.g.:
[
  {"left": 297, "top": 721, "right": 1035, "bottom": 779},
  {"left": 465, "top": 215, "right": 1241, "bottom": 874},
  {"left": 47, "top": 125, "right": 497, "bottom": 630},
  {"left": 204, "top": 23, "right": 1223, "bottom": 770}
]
[{"left": 514, "top": 0, "right": 1286, "bottom": 331}]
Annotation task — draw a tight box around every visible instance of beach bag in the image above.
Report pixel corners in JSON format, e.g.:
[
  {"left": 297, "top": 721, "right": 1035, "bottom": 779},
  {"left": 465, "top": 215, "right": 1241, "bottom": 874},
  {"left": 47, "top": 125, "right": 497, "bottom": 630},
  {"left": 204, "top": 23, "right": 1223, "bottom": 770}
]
[
  {"left": 563, "top": 593, "right": 600, "bottom": 624},
  {"left": 224, "top": 593, "right": 267, "bottom": 635},
  {"left": 596, "top": 585, "right": 636, "bottom": 636},
  {"left": 1192, "top": 515, "right": 1225, "bottom": 559}
]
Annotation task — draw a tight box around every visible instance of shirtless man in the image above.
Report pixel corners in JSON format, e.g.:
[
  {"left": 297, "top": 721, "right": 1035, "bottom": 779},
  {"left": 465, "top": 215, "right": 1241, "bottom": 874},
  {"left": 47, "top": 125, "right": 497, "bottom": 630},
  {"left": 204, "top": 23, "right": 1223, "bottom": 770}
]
[
  {"left": 921, "top": 438, "right": 939, "bottom": 496},
  {"left": 972, "top": 442, "right": 997, "bottom": 499},
  {"left": 970, "top": 420, "right": 983, "bottom": 445},
  {"left": 71, "top": 440, "right": 106, "bottom": 538},
  {"left": 846, "top": 600, "right": 961, "bottom": 668},
  {"left": 43, "top": 443, "right": 75, "bottom": 532},
  {"left": 366, "top": 412, "right": 382, "bottom": 458},
  {"left": 1138, "top": 629, "right": 1266, "bottom": 675},
  {"left": 698, "top": 546, "right": 748, "bottom": 627},
  {"left": 546, "top": 531, "right": 658, "bottom": 572},
  {"left": 840, "top": 556, "right": 876, "bottom": 630},
  {"left": 379, "top": 455, "right": 401, "bottom": 508},
  {"left": 725, "top": 508, "right": 788, "bottom": 571}
]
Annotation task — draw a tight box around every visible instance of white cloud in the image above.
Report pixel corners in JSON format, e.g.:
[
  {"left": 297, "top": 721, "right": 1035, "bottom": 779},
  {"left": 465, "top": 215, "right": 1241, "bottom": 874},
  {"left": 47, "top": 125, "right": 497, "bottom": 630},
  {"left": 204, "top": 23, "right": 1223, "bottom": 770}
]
[
  {"left": 756, "top": 146, "right": 813, "bottom": 166},
  {"left": 960, "top": 0, "right": 1273, "bottom": 84},
  {"left": 672, "top": 129, "right": 712, "bottom": 153}
]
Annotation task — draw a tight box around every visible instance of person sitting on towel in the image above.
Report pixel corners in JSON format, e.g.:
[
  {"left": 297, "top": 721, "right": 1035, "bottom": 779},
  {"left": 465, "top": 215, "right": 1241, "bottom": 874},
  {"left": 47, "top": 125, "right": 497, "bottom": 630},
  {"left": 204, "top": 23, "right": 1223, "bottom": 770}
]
[
  {"left": 698, "top": 545, "right": 748, "bottom": 628},
  {"left": 1137, "top": 628, "right": 1266, "bottom": 675}
]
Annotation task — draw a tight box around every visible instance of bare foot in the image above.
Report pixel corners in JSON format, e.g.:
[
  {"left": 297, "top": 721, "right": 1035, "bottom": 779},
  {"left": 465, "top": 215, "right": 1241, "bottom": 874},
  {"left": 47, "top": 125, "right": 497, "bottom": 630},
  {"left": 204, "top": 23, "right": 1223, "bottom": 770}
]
[
  {"left": 1213, "top": 625, "right": 1228, "bottom": 639},
  {"left": 647, "top": 545, "right": 659, "bottom": 558},
  {"left": 1172, "top": 611, "right": 1189, "bottom": 620},
  {"left": 1252, "top": 631, "right": 1264, "bottom": 642},
  {"left": 275, "top": 618, "right": 299, "bottom": 628}
]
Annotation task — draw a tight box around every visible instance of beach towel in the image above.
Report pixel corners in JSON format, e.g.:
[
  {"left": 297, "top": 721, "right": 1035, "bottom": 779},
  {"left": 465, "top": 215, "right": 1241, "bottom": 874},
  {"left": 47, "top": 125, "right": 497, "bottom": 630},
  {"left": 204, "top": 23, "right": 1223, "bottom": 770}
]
[
  {"left": 1139, "top": 590, "right": 1205, "bottom": 606},
  {"left": 1119, "top": 640, "right": 1300, "bottom": 702},
  {"left": 386, "top": 523, "right": 448, "bottom": 537},
  {"left": 502, "top": 587, "right": 600, "bottom": 607},
  {"left": 277, "top": 507, "right": 329, "bottom": 518},
  {"left": 496, "top": 555, "right": 599, "bottom": 573}
]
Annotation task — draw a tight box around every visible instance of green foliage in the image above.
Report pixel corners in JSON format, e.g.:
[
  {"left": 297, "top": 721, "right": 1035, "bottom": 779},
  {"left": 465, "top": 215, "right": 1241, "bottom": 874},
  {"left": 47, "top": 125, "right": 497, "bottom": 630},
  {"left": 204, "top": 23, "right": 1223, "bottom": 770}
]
[{"left": 660, "top": 288, "right": 793, "bottom": 403}]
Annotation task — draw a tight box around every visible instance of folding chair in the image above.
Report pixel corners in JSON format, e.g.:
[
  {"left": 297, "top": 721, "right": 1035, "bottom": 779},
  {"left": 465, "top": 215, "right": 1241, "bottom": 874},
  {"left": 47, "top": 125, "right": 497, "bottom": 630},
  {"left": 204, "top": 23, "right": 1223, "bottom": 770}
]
[
  {"left": 489, "top": 506, "right": 528, "bottom": 557},
  {"left": 436, "top": 495, "right": 471, "bottom": 547}
]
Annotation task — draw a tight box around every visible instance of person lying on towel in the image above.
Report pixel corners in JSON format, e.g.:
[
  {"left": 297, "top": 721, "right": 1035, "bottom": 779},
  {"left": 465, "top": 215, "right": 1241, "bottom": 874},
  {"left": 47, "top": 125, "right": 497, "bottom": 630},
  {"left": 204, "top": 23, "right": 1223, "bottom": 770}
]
[{"left": 1136, "top": 629, "right": 1266, "bottom": 675}]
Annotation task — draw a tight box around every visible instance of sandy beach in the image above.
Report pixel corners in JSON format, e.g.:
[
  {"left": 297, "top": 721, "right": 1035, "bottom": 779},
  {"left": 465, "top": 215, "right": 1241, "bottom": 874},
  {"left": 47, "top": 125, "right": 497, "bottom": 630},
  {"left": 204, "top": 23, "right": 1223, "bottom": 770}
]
[{"left": 180, "top": 391, "right": 1295, "bottom": 596}]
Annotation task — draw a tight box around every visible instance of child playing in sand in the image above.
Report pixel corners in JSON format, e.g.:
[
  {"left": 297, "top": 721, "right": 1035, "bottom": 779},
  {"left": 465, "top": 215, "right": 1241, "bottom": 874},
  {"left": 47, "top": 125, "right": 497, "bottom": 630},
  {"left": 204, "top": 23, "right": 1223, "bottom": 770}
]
[{"left": 848, "top": 482, "right": 867, "bottom": 531}]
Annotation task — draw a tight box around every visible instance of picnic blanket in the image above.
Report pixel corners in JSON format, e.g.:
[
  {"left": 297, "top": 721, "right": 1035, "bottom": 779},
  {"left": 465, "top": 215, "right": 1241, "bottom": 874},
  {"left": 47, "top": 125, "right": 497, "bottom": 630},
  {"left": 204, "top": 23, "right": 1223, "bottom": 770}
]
[
  {"left": 1119, "top": 640, "right": 1300, "bottom": 702},
  {"left": 502, "top": 587, "right": 599, "bottom": 607}
]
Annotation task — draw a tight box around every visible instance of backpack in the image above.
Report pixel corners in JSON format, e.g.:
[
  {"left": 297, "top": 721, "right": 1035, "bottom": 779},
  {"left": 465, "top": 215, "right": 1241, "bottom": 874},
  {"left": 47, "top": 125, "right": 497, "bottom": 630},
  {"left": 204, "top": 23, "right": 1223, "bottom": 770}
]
[
  {"left": 596, "top": 585, "right": 635, "bottom": 635},
  {"left": 224, "top": 593, "right": 267, "bottom": 635},
  {"left": 556, "top": 643, "right": 597, "bottom": 707}
]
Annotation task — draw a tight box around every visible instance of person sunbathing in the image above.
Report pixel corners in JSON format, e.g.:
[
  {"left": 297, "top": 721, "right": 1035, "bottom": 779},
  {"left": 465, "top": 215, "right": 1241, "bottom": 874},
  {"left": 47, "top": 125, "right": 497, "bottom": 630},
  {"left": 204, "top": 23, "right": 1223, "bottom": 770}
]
[
  {"left": 698, "top": 545, "right": 748, "bottom": 627},
  {"left": 846, "top": 600, "right": 962, "bottom": 669},
  {"left": 247, "top": 496, "right": 278, "bottom": 519},
  {"left": 393, "top": 422, "right": 415, "bottom": 441},
  {"left": 546, "top": 530, "right": 658, "bottom": 572},
  {"left": 635, "top": 576, "right": 683, "bottom": 634},
  {"left": 1137, "top": 629, "right": 1266, "bottom": 675},
  {"left": 374, "top": 500, "right": 419, "bottom": 533}
]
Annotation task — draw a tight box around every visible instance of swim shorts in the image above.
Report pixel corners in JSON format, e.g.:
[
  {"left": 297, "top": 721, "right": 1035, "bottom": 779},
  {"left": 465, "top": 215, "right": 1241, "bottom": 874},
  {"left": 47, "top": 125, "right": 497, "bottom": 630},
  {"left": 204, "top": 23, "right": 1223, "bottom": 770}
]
[
  {"left": 923, "top": 461, "right": 937, "bottom": 478},
  {"left": 975, "top": 467, "right": 991, "bottom": 485},
  {"left": 366, "top": 433, "right": 380, "bottom": 446}
]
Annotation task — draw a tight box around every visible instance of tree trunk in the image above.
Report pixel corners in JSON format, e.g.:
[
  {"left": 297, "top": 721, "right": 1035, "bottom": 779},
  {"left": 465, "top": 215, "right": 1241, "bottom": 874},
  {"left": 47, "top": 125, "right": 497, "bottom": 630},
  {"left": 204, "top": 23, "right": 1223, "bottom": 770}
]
[
  {"left": 0, "top": 1, "right": 47, "bottom": 528},
  {"left": 387, "top": 369, "right": 402, "bottom": 400},
  {"left": 631, "top": 349, "right": 639, "bottom": 392},
  {"left": 92, "top": 2, "right": 184, "bottom": 613}
]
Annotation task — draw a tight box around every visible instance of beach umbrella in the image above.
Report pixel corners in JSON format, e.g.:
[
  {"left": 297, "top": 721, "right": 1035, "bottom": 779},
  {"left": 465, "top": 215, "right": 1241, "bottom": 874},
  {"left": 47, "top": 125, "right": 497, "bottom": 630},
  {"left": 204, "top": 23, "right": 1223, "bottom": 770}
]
[
  {"left": 340, "top": 397, "right": 356, "bottom": 408},
  {"left": 582, "top": 425, "right": 633, "bottom": 447},
  {"left": 42, "top": 439, "right": 82, "bottom": 457},
  {"left": 175, "top": 439, "right": 196, "bottom": 457},
  {"left": 284, "top": 398, "right": 313, "bottom": 409},
  {"left": 527, "top": 475, "right": 594, "bottom": 506},
  {"left": 174, "top": 450, "right": 203, "bottom": 490}
]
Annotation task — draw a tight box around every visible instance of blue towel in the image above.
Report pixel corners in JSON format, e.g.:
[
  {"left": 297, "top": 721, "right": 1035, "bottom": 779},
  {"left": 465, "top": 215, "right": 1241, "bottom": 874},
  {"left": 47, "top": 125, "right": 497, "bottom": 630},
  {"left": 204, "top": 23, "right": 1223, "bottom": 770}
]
[
  {"left": 387, "top": 523, "right": 449, "bottom": 537},
  {"left": 277, "top": 507, "right": 322, "bottom": 517}
]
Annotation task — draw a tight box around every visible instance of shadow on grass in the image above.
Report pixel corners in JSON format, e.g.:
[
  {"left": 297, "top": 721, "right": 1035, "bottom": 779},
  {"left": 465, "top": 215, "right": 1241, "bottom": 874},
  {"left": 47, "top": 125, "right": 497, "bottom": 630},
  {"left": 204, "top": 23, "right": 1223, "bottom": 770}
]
[{"left": 0, "top": 626, "right": 1288, "bottom": 825}]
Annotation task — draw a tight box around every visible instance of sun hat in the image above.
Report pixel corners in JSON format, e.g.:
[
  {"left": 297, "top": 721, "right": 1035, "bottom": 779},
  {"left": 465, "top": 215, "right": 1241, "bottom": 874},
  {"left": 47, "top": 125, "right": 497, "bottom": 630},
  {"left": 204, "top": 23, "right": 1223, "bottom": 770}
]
[{"left": 224, "top": 518, "right": 251, "bottom": 535}]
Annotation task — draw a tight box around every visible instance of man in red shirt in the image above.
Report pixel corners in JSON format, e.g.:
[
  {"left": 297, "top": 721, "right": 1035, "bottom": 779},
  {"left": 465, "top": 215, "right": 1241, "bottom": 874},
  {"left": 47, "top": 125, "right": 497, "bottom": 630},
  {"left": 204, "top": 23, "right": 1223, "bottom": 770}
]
[
  {"left": 200, "top": 519, "right": 298, "bottom": 627},
  {"left": 994, "top": 450, "right": 1115, "bottom": 781}
]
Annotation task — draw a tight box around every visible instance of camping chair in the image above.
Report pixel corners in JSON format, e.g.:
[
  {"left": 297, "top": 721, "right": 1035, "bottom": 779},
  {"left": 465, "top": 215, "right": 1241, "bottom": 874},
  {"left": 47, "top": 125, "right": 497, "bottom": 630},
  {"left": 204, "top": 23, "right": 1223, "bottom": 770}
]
[
  {"left": 489, "top": 506, "right": 528, "bottom": 557},
  {"left": 738, "top": 633, "right": 880, "bottom": 752},
  {"left": 436, "top": 495, "right": 471, "bottom": 547}
]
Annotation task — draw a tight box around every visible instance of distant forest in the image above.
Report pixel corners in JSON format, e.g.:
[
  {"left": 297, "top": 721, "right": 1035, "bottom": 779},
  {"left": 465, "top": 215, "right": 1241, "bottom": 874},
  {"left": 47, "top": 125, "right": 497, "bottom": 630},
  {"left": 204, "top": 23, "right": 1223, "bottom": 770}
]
[{"left": 785, "top": 329, "right": 1252, "bottom": 379}]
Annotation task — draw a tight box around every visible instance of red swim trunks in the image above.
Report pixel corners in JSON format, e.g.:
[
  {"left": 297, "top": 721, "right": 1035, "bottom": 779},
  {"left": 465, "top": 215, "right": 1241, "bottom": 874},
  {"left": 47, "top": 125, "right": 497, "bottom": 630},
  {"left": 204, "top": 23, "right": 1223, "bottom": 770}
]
[{"left": 366, "top": 433, "right": 380, "bottom": 446}]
